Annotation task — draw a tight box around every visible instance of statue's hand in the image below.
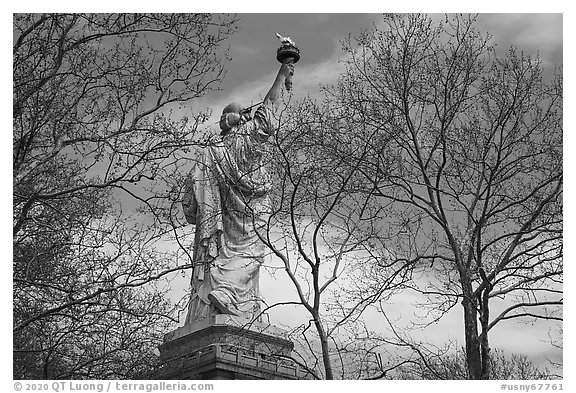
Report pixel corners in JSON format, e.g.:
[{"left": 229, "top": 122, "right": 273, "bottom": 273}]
[
  {"left": 280, "top": 62, "right": 294, "bottom": 78},
  {"left": 280, "top": 62, "right": 295, "bottom": 91}
]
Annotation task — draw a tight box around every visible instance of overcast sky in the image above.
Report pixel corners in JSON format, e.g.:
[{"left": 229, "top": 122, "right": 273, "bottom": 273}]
[
  {"left": 5, "top": 9, "right": 567, "bottom": 379},
  {"left": 178, "top": 12, "right": 565, "bottom": 372},
  {"left": 164, "top": 12, "right": 565, "bottom": 373},
  {"left": 193, "top": 13, "right": 563, "bottom": 129}
]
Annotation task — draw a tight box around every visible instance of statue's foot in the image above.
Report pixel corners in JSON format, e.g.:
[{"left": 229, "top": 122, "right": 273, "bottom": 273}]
[{"left": 208, "top": 293, "right": 241, "bottom": 317}]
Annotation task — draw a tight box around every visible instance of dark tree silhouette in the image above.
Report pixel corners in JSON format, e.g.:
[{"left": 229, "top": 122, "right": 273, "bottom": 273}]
[
  {"left": 13, "top": 13, "right": 238, "bottom": 379},
  {"left": 320, "top": 14, "right": 562, "bottom": 379}
]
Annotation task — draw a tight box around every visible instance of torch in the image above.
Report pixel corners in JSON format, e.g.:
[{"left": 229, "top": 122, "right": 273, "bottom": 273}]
[{"left": 276, "top": 33, "right": 300, "bottom": 91}]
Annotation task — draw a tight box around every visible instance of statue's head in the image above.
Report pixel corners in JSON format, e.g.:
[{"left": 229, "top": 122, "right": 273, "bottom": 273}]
[{"left": 219, "top": 102, "right": 245, "bottom": 136}]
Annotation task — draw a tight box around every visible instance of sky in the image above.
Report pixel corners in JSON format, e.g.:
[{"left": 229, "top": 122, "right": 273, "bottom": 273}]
[
  {"left": 192, "top": 13, "right": 563, "bottom": 131},
  {"left": 176, "top": 12, "right": 565, "bottom": 373},
  {"left": 4, "top": 7, "right": 569, "bottom": 383}
]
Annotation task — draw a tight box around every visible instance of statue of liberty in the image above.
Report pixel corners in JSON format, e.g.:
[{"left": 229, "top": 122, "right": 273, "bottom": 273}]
[{"left": 182, "top": 60, "right": 295, "bottom": 324}]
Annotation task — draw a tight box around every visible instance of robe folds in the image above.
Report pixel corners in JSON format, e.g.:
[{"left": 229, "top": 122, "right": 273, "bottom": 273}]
[{"left": 182, "top": 105, "right": 274, "bottom": 323}]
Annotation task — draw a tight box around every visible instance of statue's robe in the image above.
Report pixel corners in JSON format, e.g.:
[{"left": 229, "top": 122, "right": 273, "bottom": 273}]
[{"left": 182, "top": 105, "right": 274, "bottom": 323}]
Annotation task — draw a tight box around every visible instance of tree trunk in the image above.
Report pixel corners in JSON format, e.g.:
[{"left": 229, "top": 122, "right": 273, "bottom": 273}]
[
  {"left": 479, "top": 286, "right": 492, "bottom": 379},
  {"left": 313, "top": 317, "right": 334, "bottom": 379},
  {"left": 462, "top": 288, "right": 483, "bottom": 379}
]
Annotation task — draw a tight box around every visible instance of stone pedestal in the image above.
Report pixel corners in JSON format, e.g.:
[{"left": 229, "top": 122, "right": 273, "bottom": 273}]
[{"left": 152, "top": 315, "right": 305, "bottom": 380}]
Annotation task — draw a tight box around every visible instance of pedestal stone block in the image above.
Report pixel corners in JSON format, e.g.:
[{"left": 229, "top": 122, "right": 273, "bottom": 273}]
[{"left": 152, "top": 315, "right": 306, "bottom": 380}]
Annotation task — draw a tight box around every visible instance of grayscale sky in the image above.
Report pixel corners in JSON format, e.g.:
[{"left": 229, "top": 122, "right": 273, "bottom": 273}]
[
  {"left": 156, "top": 12, "right": 566, "bottom": 372},
  {"left": 193, "top": 13, "right": 563, "bottom": 128},
  {"left": 5, "top": 7, "right": 567, "bottom": 378},
  {"left": 185, "top": 12, "right": 564, "bottom": 371}
]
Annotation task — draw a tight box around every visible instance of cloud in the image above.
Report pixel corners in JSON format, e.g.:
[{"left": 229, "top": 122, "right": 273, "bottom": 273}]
[
  {"left": 477, "top": 14, "right": 563, "bottom": 68},
  {"left": 231, "top": 43, "right": 261, "bottom": 57}
]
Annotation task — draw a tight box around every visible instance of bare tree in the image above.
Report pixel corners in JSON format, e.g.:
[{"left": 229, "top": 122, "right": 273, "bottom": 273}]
[
  {"left": 322, "top": 14, "right": 562, "bottom": 379},
  {"left": 396, "top": 347, "right": 554, "bottom": 380},
  {"left": 13, "top": 13, "right": 238, "bottom": 379},
  {"left": 248, "top": 97, "right": 413, "bottom": 379}
]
